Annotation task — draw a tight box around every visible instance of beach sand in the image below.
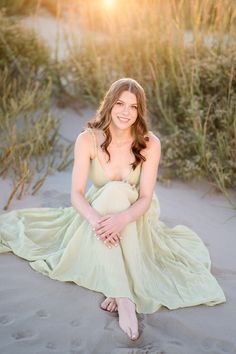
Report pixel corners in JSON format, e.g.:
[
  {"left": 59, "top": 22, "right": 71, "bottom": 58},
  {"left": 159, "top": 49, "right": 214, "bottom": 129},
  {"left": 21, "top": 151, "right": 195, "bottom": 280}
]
[{"left": 0, "top": 106, "right": 236, "bottom": 354}]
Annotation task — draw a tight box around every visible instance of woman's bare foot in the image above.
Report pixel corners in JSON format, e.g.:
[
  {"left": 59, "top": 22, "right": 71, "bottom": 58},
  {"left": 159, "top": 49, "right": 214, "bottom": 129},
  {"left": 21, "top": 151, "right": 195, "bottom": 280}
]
[
  {"left": 116, "top": 297, "right": 139, "bottom": 341},
  {"left": 100, "top": 297, "right": 118, "bottom": 312}
]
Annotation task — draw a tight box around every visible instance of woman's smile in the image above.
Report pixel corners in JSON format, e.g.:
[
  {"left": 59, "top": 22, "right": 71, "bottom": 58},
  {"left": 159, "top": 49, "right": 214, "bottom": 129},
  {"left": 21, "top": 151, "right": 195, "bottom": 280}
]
[{"left": 118, "top": 116, "right": 130, "bottom": 122}]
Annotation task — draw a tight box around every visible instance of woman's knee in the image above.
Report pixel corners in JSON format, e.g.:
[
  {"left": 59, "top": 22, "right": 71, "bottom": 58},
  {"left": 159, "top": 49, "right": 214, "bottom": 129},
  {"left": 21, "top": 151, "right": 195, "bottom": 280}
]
[{"left": 92, "top": 182, "right": 134, "bottom": 214}]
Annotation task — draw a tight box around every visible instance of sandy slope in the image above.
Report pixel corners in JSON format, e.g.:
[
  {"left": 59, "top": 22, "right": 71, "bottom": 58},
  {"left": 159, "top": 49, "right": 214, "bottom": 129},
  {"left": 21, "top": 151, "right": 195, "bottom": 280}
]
[
  {"left": 0, "top": 106, "right": 236, "bottom": 354},
  {"left": 21, "top": 10, "right": 81, "bottom": 60}
]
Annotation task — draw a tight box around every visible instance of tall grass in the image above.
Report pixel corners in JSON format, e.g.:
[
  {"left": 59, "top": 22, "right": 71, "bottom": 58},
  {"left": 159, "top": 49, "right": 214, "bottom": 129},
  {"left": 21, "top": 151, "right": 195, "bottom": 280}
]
[
  {"left": 0, "top": 12, "right": 71, "bottom": 209},
  {"left": 0, "top": 0, "right": 60, "bottom": 15},
  {"left": 57, "top": 0, "right": 236, "bottom": 195}
]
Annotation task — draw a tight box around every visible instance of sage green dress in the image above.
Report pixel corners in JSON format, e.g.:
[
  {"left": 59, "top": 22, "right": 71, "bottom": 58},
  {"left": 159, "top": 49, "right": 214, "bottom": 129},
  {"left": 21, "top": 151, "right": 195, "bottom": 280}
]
[{"left": 0, "top": 128, "right": 226, "bottom": 314}]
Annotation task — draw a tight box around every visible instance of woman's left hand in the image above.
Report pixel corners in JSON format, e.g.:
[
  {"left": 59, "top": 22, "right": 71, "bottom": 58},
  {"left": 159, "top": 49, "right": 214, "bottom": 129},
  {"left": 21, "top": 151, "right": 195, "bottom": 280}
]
[{"left": 95, "top": 213, "right": 128, "bottom": 241}]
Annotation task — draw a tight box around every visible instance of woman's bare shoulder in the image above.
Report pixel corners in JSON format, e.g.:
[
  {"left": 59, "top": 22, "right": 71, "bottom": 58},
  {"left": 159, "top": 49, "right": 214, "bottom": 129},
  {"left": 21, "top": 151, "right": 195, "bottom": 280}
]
[
  {"left": 74, "top": 129, "right": 94, "bottom": 158},
  {"left": 75, "top": 129, "right": 92, "bottom": 143},
  {"left": 144, "top": 130, "right": 161, "bottom": 150}
]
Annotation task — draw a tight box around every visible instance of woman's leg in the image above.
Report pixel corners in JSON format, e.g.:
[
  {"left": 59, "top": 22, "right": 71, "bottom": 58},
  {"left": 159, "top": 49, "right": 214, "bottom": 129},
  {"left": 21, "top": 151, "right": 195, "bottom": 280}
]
[{"left": 91, "top": 182, "right": 139, "bottom": 339}]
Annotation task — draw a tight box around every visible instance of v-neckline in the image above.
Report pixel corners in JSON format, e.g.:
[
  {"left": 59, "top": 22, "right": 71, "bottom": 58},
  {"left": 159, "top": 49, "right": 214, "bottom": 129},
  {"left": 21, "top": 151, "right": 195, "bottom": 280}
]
[
  {"left": 93, "top": 155, "right": 138, "bottom": 183},
  {"left": 87, "top": 127, "right": 140, "bottom": 183}
]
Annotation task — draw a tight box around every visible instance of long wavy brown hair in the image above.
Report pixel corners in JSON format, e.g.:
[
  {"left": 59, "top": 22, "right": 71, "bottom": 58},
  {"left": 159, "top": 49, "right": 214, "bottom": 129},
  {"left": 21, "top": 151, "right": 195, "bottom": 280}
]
[{"left": 86, "top": 78, "right": 150, "bottom": 170}]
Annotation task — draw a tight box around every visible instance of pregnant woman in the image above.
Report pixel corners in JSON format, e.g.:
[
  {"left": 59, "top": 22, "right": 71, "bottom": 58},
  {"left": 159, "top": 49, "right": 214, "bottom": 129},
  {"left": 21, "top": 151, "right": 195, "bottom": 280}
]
[{"left": 0, "top": 78, "right": 226, "bottom": 341}]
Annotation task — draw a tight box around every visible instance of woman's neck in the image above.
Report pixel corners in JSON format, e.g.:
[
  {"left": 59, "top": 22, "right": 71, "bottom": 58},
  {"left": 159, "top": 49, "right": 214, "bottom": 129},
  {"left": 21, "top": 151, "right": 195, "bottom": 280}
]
[{"left": 108, "top": 125, "right": 133, "bottom": 144}]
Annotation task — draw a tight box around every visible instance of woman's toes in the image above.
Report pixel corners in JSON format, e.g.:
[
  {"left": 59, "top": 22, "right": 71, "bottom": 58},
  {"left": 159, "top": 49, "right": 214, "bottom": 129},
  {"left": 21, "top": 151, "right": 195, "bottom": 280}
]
[
  {"left": 127, "top": 327, "right": 139, "bottom": 340},
  {"left": 100, "top": 298, "right": 110, "bottom": 310},
  {"left": 110, "top": 303, "right": 117, "bottom": 312},
  {"left": 127, "top": 327, "right": 132, "bottom": 339},
  {"left": 131, "top": 331, "right": 139, "bottom": 341},
  {"left": 107, "top": 302, "right": 113, "bottom": 311},
  {"left": 100, "top": 297, "right": 116, "bottom": 311},
  {"left": 132, "top": 334, "right": 138, "bottom": 340},
  {"left": 107, "top": 300, "right": 117, "bottom": 312}
]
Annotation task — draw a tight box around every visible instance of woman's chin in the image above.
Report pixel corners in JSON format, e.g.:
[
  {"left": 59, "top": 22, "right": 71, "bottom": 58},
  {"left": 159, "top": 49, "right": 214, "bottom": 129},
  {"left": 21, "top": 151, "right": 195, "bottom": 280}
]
[{"left": 111, "top": 120, "right": 133, "bottom": 130}]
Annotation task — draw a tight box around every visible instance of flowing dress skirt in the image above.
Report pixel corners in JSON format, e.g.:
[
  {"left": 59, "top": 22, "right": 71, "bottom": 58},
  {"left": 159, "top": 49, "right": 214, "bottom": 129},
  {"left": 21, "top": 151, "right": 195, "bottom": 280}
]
[{"left": 0, "top": 181, "right": 226, "bottom": 314}]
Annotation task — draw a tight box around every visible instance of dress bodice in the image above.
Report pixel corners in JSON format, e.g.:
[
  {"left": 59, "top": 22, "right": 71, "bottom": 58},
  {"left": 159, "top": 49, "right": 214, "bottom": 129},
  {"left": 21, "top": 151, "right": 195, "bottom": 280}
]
[{"left": 85, "top": 128, "right": 142, "bottom": 189}]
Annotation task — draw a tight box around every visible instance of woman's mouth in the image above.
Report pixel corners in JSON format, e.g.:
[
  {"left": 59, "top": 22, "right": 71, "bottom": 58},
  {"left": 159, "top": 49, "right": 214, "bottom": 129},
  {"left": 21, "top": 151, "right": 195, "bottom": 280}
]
[{"left": 118, "top": 116, "right": 130, "bottom": 122}]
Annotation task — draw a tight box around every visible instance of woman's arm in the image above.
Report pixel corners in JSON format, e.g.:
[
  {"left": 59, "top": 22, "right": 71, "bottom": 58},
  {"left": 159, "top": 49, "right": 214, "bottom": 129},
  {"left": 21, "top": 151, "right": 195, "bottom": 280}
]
[
  {"left": 71, "top": 131, "right": 101, "bottom": 227},
  {"left": 122, "top": 132, "right": 161, "bottom": 223},
  {"left": 71, "top": 131, "right": 121, "bottom": 248}
]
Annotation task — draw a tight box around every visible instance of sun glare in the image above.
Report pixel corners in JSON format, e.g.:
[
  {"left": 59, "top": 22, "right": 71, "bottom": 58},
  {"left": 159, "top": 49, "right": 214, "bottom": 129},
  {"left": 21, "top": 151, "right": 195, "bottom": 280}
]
[{"left": 103, "top": 0, "right": 115, "bottom": 9}]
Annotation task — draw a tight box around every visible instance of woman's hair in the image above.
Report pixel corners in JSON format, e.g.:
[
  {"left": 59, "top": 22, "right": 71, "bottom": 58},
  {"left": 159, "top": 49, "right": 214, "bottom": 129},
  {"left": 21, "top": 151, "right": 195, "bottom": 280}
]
[{"left": 86, "top": 78, "right": 150, "bottom": 170}]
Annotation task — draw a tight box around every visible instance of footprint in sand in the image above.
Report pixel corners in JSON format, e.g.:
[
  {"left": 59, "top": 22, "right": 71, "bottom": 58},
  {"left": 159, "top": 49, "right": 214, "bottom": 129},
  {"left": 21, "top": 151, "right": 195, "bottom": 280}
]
[
  {"left": 70, "top": 319, "right": 80, "bottom": 327},
  {"left": 0, "top": 314, "right": 14, "bottom": 325},
  {"left": 162, "top": 339, "right": 187, "bottom": 354},
  {"left": 201, "top": 337, "right": 236, "bottom": 353},
  {"left": 35, "top": 309, "right": 50, "bottom": 318},
  {"left": 167, "top": 340, "right": 183, "bottom": 347},
  {"left": 70, "top": 337, "right": 82, "bottom": 354},
  {"left": 45, "top": 341, "right": 57, "bottom": 350},
  {"left": 12, "top": 329, "right": 36, "bottom": 340},
  {"left": 112, "top": 349, "right": 165, "bottom": 354},
  {"left": 131, "top": 343, "right": 164, "bottom": 354}
]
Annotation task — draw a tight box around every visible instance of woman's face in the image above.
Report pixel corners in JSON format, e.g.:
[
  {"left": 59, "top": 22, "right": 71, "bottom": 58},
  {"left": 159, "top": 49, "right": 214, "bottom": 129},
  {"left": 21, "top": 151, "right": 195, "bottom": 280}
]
[{"left": 110, "top": 90, "right": 138, "bottom": 131}]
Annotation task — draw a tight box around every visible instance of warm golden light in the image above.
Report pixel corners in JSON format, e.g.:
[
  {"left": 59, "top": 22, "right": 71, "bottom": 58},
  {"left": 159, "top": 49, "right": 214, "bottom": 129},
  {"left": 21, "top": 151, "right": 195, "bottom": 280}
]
[{"left": 103, "top": 0, "right": 115, "bottom": 9}]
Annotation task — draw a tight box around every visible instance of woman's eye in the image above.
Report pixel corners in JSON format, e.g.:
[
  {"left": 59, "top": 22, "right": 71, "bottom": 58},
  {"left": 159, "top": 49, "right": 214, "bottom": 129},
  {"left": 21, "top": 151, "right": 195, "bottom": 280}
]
[{"left": 116, "top": 101, "right": 122, "bottom": 105}]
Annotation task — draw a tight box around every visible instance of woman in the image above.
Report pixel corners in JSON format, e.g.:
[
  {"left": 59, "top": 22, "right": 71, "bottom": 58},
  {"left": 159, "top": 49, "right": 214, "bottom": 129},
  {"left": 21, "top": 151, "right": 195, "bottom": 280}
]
[{"left": 0, "top": 78, "right": 226, "bottom": 341}]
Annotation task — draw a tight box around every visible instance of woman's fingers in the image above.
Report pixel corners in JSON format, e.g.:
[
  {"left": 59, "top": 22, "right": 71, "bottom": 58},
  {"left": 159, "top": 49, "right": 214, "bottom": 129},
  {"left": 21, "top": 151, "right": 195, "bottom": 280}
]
[
  {"left": 96, "top": 227, "right": 119, "bottom": 241},
  {"left": 108, "top": 233, "right": 121, "bottom": 247},
  {"left": 104, "top": 238, "right": 114, "bottom": 248},
  {"left": 108, "top": 237, "right": 117, "bottom": 246},
  {"left": 96, "top": 215, "right": 110, "bottom": 230},
  {"left": 95, "top": 226, "right": 108, "bottom": 239},
  {"left": 94, "top": 226, "right": 122, "bottom": 249},
  {"left": 104, "top": 235, "right": 116, "bottom": 247},
  {"left": 114, "top": 234, "right": 120, "bottom": 242},
  {"left": 97, "top": 215, "right": 111, "bottom": 224},
  {"left": 103, "top": 233, "right": 121, "bottom": 248}
]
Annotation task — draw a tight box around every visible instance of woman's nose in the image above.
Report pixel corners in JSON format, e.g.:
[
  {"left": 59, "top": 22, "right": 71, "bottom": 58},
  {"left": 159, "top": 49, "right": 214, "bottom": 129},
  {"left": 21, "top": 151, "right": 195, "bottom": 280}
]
[{"left": 122, "top": 104, "right": 129, "bottom": 114}]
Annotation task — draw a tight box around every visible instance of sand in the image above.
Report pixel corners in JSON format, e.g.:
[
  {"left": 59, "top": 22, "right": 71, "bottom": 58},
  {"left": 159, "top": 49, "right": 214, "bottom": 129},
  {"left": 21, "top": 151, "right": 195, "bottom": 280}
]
[{"left": 0, "top": 105, "right": 236, "bottom": 354}]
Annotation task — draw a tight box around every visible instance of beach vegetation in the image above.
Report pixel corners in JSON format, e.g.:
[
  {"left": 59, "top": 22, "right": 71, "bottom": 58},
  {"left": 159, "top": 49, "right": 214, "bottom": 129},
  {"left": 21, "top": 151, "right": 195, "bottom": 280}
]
[
  {"left": 0, "top": 12, "right": 71, "bottom": 209},
  {"left": 56, "top": 0, "right": 236, "bottom": 198},
  {"left": 0, "top": 0, "right": 59, "bottom": 16}
]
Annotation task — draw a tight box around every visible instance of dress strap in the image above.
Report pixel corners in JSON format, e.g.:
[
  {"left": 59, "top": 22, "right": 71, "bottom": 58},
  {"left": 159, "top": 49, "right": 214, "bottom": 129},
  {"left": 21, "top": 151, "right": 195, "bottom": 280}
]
[{"left": 86, "top": 127, "right": 98, "bottom": 158}]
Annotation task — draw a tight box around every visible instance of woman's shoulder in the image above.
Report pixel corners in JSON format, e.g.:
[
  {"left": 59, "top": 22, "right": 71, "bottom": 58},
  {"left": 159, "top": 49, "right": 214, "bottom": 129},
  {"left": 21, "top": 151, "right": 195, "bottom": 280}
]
[
  {"left": 74, "top": 129, "right": 95, "bottom": 157},
  {"left": 144, "top": 130, "right": 161, "bottom": 148},
  {"left": 76, "top": 128, "right": 92, "bottom": 143},
  {"left": 76, "top": 127, "right": 104, "bottom": 158},
  {"left": 140, "top": 131, "right": 161, "bottom": 163}
]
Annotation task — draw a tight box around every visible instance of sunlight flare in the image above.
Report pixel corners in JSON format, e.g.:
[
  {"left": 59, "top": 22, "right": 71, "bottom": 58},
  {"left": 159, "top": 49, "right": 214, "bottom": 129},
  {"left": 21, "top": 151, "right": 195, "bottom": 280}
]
[{"left": 103, "top": 0, "right": 116, "bottom": 9}]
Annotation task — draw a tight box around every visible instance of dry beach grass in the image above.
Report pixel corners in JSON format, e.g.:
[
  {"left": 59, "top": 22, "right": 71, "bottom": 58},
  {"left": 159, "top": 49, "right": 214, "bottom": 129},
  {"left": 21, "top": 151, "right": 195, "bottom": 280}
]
[{"left": 0, "top": 0, "right": 236, "bottom": 208}]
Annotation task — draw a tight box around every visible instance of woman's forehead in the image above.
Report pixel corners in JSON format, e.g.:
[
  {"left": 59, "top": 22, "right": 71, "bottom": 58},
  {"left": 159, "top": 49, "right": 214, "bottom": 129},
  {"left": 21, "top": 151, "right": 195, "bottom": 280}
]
[{"left": 117, "top": 90, "right": 137, "bottom": 104}]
